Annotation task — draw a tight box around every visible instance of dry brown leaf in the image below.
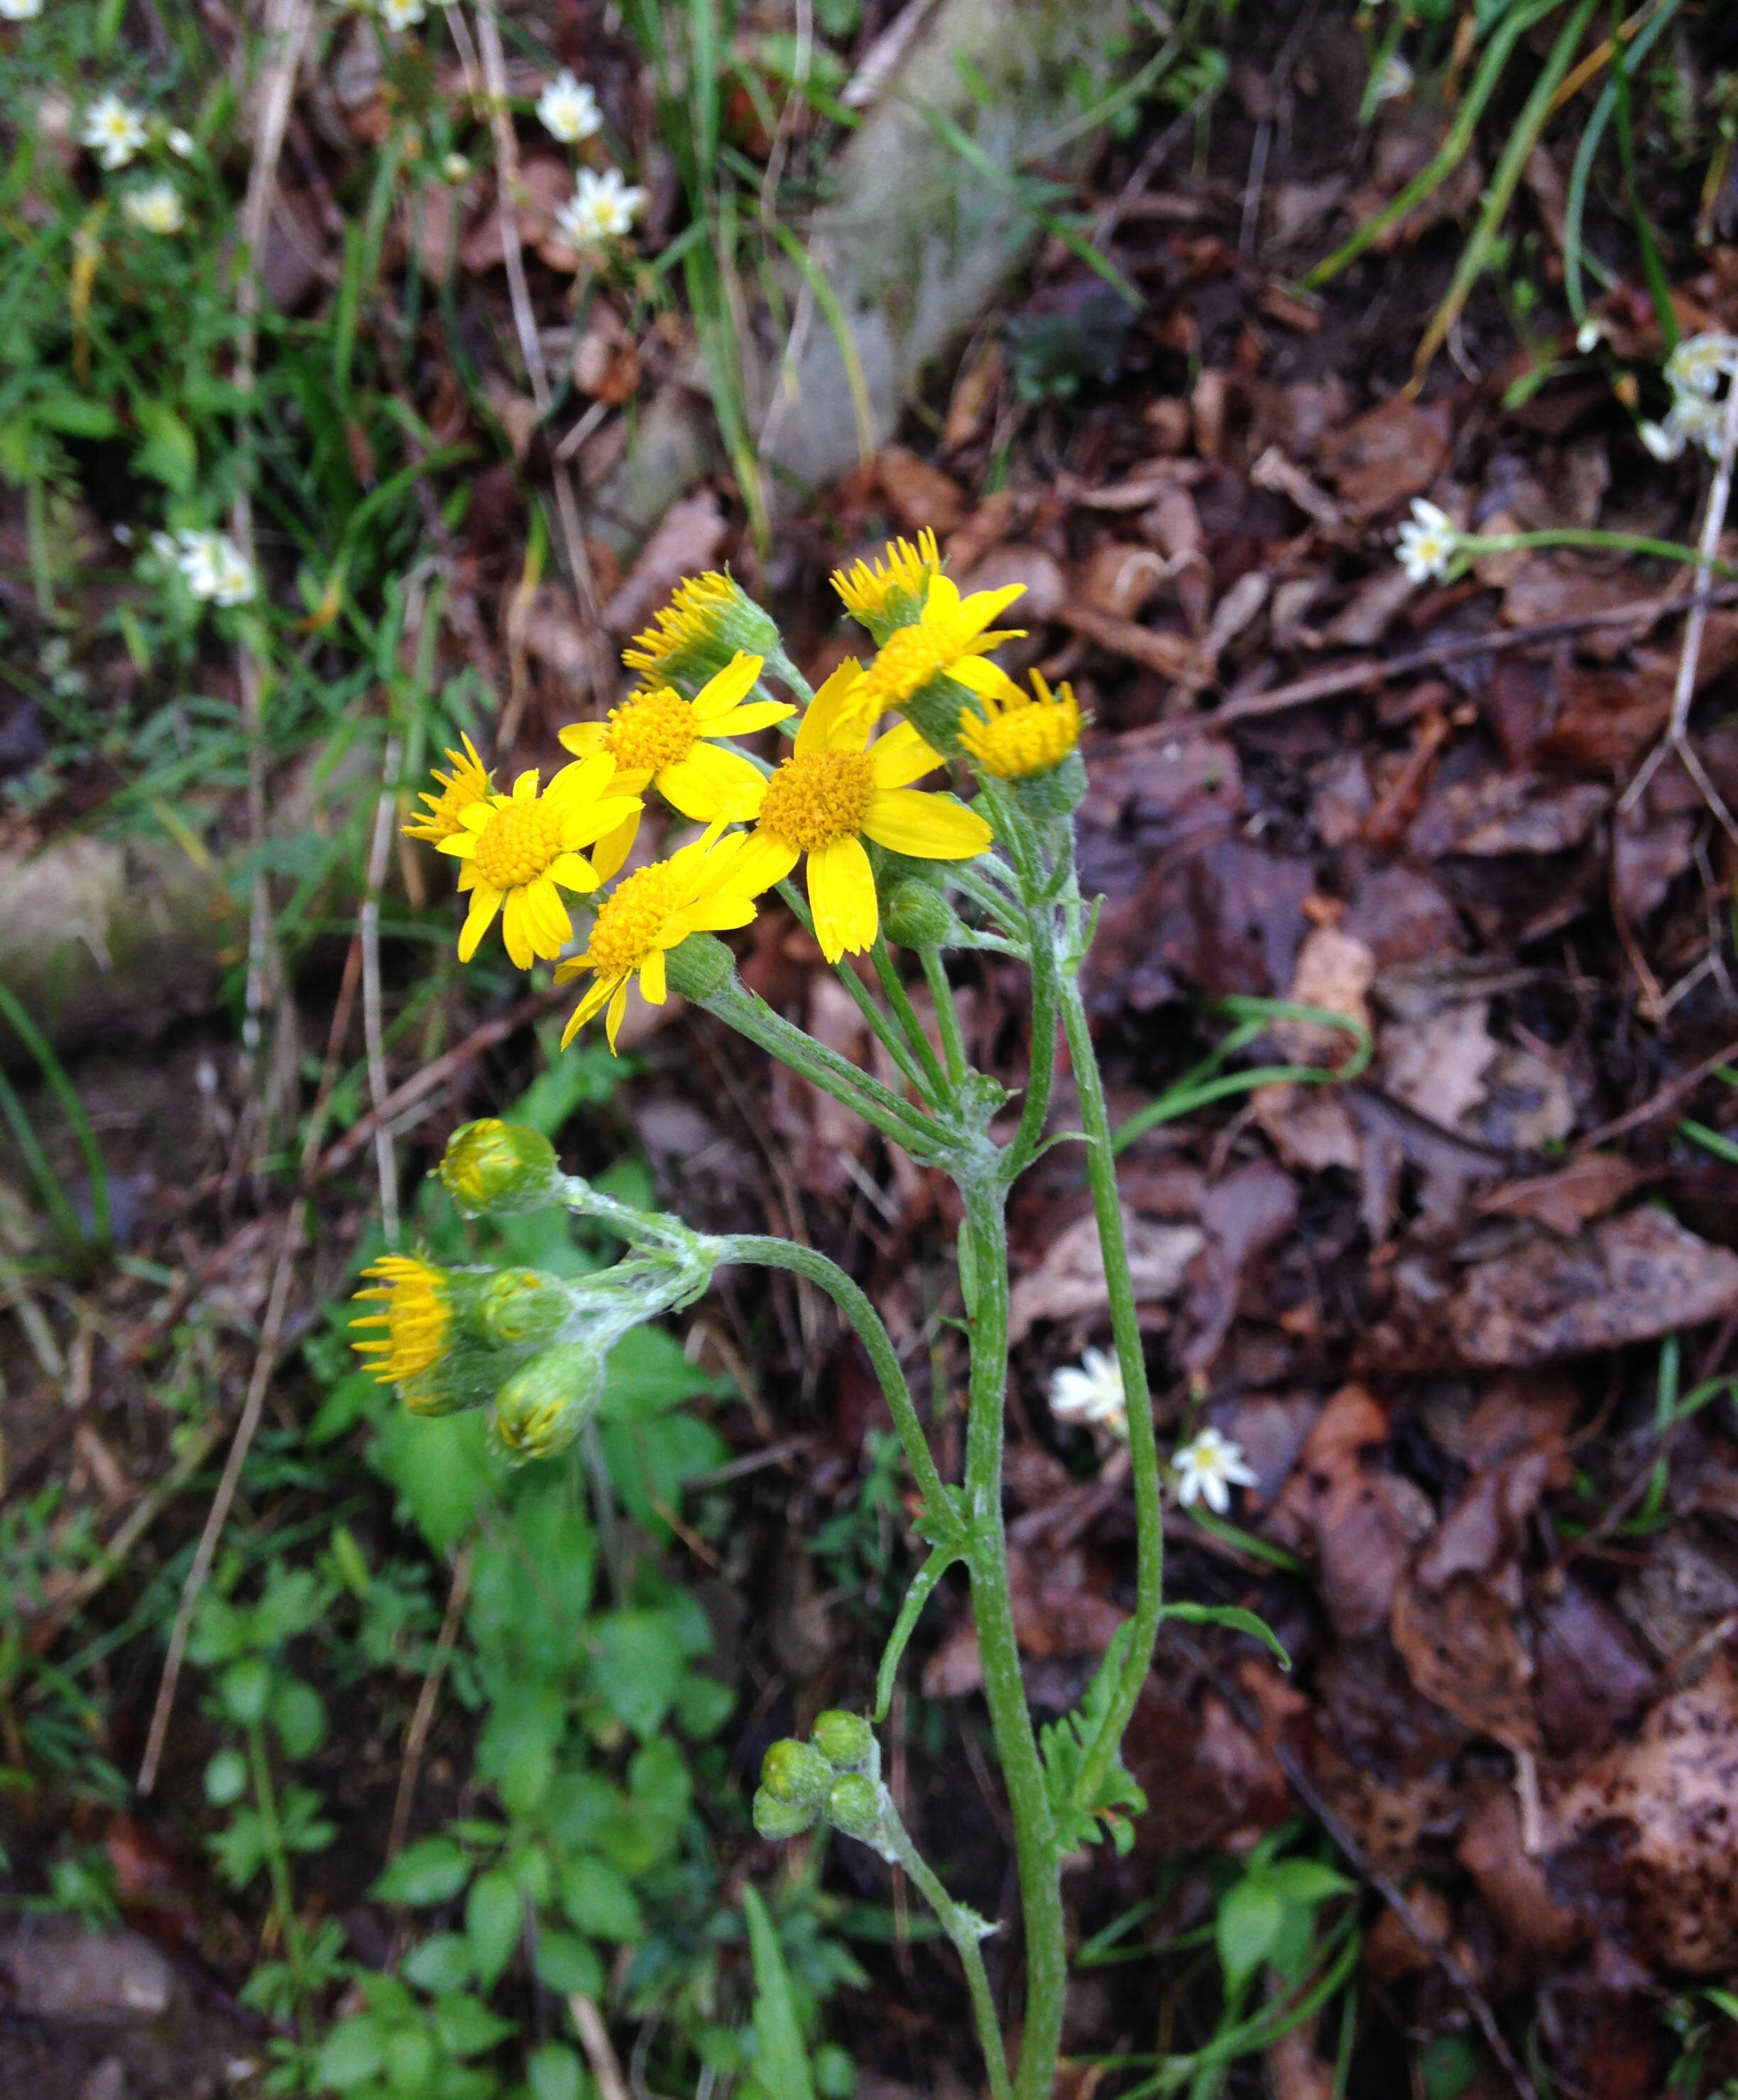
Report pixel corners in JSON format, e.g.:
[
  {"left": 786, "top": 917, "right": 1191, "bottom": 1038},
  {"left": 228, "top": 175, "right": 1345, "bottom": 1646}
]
[
  {"left": 876, "top": 443, "right": 967, "bottom": 532},
  {"left": 1408, "top": 774, "right": 1610, "bottom": 859},
  {"left": 601, "top": 491, "right": 728, "bottom": 638},
  {"left": 1458, "top": 1785, "right": 1585, "bottom": 1969},
  {"left": 1074, "top": 541, "right": 1170, "bottom": 620},
  {"left": 1391, "top": 1567, "right": 1538, "bottom": 1753},
  {"left": 1318, "top": 395, "right": 1451, "bottom": 515},
  {"left": 1379, "top": 1000, "right": 1497, "bottom": 1130},
  {"left": 1277, "top": 925, "right": 1375, "bottom": 1065},
  {"left": 955, "top": 542, "right": 1066, "bottom": 625},
  {"left": 1056, "top": 601, "right": 1201, "bottom": 681},
  {"left": 460, "top": 155, "right": 572, "bottom": 273},
  {"left": 1534, "top": 1575, "right": 1655, "bottom": 1758},
  {"left": 1478, "top": 1155, "right": 1650, "bottom": 1236},
  {"left": 1181, "top": 1161, "right": 1299, "bottom": 1375},
  {"left": 1007, "top": 1207, "right": 1203, "bottom": 1342}
]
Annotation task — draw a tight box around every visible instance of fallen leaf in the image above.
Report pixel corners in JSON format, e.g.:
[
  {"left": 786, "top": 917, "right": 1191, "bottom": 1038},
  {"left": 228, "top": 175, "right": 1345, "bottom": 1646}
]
[
  {"left": 1392, "top": 1566, "right": 1538, "bottom": 1753},
  {"left": 460, "top": 155, "right": 572, "bottom": 273},
  {"left": 877, "top": 443, "right": 967, "bottom": 532},
  {"left": 1534, "top": 1575, "right": 1654, "bottom": 1758},
  {"left": 1379, "top": 999, "right": 1497, "bottom": 1130},
  {"left": 1007, "top": 1207, "right": 1203, "bottom": 1342},
  {"left": 1181, "top": 1161, "right": 1299, "bottom": 1374},
  {"left": 1478, "top": 1154, "right": 1651, "bottom": 1235},
  {"left": 1458, "top": 1785, "right": 1585, "bottom": 1970},
  {"left": 1318, "top": 395, "right": 1451, "bottom": 515},
  {"left": 1056, "top": 601, "right": 1201, "bottom": 680},
  {"left": 1408, "top": 774, "right": 1610, "bottom": 859},
  {"left": 1074, "top": 540, "right": 1171, "bottom": 620},
  {"left": 601, "top": 491, "right": 728, "bottom": 638},
  {"left": 955, "top": 542, "right": 1066, "bottom": 625}
]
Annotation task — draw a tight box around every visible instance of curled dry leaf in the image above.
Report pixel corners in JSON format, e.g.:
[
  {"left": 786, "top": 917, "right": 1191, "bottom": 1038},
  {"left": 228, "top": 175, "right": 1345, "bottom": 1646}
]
[
  {"left": 1379, "top": 998, "right": 1497, "bottom": 1131},
  {"left": 1457, "top": 1785, "right": 1585, "bottom": 1972},
  {"left": 1477, "top": 1154, "right": 1650, "bottom": 1236},
  {"left": 875, "top": 443, "right": 967, "bottom": 533},
  {"left": 1317, "top": 395, "right": 1451, "bottom": 515},
  {"left": 1007, "top": 1206, "right": 1203, "bottom": 1343},
  {"left": 601, "top": 490, "right": 728, "bottom": 639}
]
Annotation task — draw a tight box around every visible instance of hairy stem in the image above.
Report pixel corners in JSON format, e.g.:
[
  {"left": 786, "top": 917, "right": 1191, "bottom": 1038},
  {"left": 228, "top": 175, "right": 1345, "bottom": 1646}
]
[
  {"left": 874, "top": 934, "right": 950, "bottom": 1100},
  {"left": 958, "top": 1176, "right": 1066, "bottom": 2100},
  {"left": 919, "top": 947, "right": 968, "bottom": 1090}
]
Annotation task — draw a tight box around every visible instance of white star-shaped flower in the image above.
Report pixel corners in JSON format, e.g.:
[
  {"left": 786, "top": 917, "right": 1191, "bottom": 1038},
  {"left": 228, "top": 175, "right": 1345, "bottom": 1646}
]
[
  {"left": 1173, "top": 1427, "right": 1257, "bottom": 1514},
  {"left": 82, "top": 92, "right": 148, "bottom": 170},
  {"left": 555, "top": 165, "right": 645, "bottom": 248},
  {"left": 162, "top": 529, "right": 255, "bottom": 606},
  {"left": 537, "top": 69, "right": 601, "bottom": 144},
  {"left": 377, "top": 0, "right": 425, "bottom": 29},
  {"left": 124, "top": 180, "right": 185, "bottom": 234},
  {"left": 0, "top": 0, "right": 45, "bottom": 22},
  {"left": 1665, "top": 332, "right": 1738, "bottom": 402},
  {"left": 165, "top": 126, "right": 195, "bottom": 158},
  {"left": 1049, "top": 1347, "right": 1127, "bottom": 1437},
  {"left": 1395, "top": 497, "right": 1457, "bottom": 584}
]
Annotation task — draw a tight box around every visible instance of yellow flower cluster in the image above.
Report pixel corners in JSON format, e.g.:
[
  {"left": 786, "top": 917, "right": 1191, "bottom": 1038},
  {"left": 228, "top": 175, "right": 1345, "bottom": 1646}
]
[{"left": 406, "top": 542, "right": 1083, "bottom": 1051}]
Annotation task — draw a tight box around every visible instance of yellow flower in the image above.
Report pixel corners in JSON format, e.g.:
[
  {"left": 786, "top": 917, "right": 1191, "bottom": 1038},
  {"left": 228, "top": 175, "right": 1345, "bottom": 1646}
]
[
  {"left": 832, "top": 530, "right": 941, "bottom": 634},
  {"left": 622, "top": 571, "right": 780, "bottom": 685},
  {"left": 557, "top": 833, "right": 762, "bottom": 1051},
  {"left": 351, "top": 1255, "right": 451, "bottom": 1384},
  {"left": 403, "top": 734, "right": 492, "bottom": 845},
  {"left": 858, "top": 573, "right": 1027, "bottom": 715},
  {"left": 437, "top": 756, "right": 643, "bottom": 969},
  {"left": 958, "top": 672, "right": 1083, "bottom": 780},
  {"left": 557, "top": 652, "right": 791, "bottom": 878},
  {"left": 699, "top": 661, "right": 993, "bottom": 964}
]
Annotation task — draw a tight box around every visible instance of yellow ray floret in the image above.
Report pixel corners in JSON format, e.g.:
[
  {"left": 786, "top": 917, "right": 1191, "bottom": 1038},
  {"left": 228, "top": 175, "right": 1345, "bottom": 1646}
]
[
  {"left": 832, "top": 530, "right": 941, "bottom": 628},
  {"left": 622, "top": 572, "right": 738, "bottom": 678},
  {"left": 677, "top": 660, "right": 993, "bottom": 964},
  {"left": 557, "top": 833, "right": 763, "bottom": 1051},
  {"left": 557, "top": 652, "right": 789, "bottom": 878},
  {"left": 858, "top": 573, "right": 1027, "bottom": 712},
  {"left": 351, "top": 1254, "right": 451, "bottom": 1384},
  {"left": 437, "top": 755, "right": 644, "bottom": 970},
  {"left": 403, "top": 734, "right": 491, "bottom": 844},
  {"left": 958, "top": 672, "right": 1083, "bottom": 780}
]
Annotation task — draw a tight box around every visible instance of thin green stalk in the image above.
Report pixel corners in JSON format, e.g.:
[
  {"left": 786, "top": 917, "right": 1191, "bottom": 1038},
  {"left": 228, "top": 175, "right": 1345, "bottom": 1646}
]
[
  {"left": 247, "top": 1721, "right": 311, "bottom": 2045},
  {"left": 920, "top": 948, "right": 968, "bottom": 1090},
  {"left": 873, "top": 936, "right": 949, "bottom": 1100},
  {"left": 1055, "top": 972, "right": 1164, "bottom": 1827},
  {"left": 775, "top": 879, "right": 936, "bottom": 1103},
  {"left": 957, "top": 1176, "right": 1066, "bottom": 2100},
  {"left": 715, "top": 1233, "right": 954, "bottom": 1530},
  {"left": 1458, "top": 527, "right": 1738, "bottom": 576},
  {"left": 878, "top": 1791, "right": 1013, "bottom": 2100},
  {"left": 1002, "top": 912, "right": 1061, "bottom": 1183}
]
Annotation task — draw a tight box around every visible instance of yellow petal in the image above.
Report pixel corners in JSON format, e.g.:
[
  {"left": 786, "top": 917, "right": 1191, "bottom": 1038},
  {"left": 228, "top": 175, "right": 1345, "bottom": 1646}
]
[
  {"left": 560, "top": 792, "right": 647, "bottom": 850},
  {"left": 689, "top": 888, "right": 759, "bottom": 934},
  {"left": 525, "top": 875, "right": 574, "bottom": 954},
  {"left": 949, "top": 657, "right": 1024, "bottom": 699},
  {"left": 589, "top": 807, "right": 641, "bottom": 883},
  {"left": 457, "top": 884, "right": 502, "bottom": 961},
  {"left": 605, "top": 979, "right": 630, "bottom": 1051},
  {"left": 732, "top": 829, "right": 802, "bottom": 896},
  {"left": 861, "top": 787, "right": 993, "bottom": 860},
  {"left": 437, "top": 830, "right": 479, "bottom": 859},
  {"left": 794, "top": 659, "right": 868, "bottom": 758},
  {"left": 501, "top": 888, "right": 535, "bottom": 969},
  {"left": 807, "top": 834, "right": 878, "bottom": 962},
  {"left": 547, "top": 851, "right": 600, "bottom": 893},
  {"left": 639, "top": 946, "right": 668, "bottom": 1005},
  {"left": 690, "top": 651, "right": 765, "bottom": 723},
  {"left": 707, "top": 699, "right": 796, "bottom": 736},
  {"left": 657, "top": 742, "right": 768, "bottom": 824},
  {"left": 868, "top": 719, "right": 944, "bottom": 790},
  {"left": 557, "top": 722, "right": 608, "bottom": 758},
  {"left": 546, "top": 752, "right": 617, "bottom": 804},
  {"left": 956, "top": 579, "right": 1028, "bottom": 633},
  {"left": 561, "top": 970, "right": 618, "bottom": 1046},
  {"left": 512, "top": 769, "right": 540, "bottom": 799}
]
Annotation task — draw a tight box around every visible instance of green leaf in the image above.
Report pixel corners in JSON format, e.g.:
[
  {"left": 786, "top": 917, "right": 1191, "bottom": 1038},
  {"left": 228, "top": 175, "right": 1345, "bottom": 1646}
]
[
  {"left": 220, "top": 1655, "right": 273, "bottom": 1727},
  {"left": 371, "top": 1406, "right": 501, "bottom": 1554},
  {"left": 1037, "top": 1625, "right": 1147, "bottom": 1856},
  {"left": 210, "top": 1809, "right": 270, "bottom": 1890},
  {"left": 527, "top": 2043, "right": 584, "bottom": 2100},
  {"left": 591, "top": 1611, "right": 683, "bottom": 1737},
  {"left": 598, "top": 1324, "right": 729, "bottom": 1418},
  {"left": 559, "top": 1855, "right": 643, "bottom": 1942},
  {"left": 433, "top": 1993, "right": 516, "bottom": 2058},
  {"left": 386, "top": 2021, "right": 437, "bottom": 2091},
  {"left": 204, "top": 1749, "right": 248, "bottom": 1806},
  {"left": 133, "top": 399, "right": 197, "bottom": 494},
  {"left": 1216, "top": 1876, "right": 1284, "bottom": 1996},
  {"left": 316, "top": 2014, "right": 386, "bottom": 2091},
  {"left": 373, "top": 1837, "right": 471, "bottom": 1907},
  {"left": 33, "top": 393, "right": 119, "bottom": 439},
  {"left": 271, "top": 1677, "right": 327, "bottom": 1759},
  {"left": 403, "top": 1934, "right": 473, "bottom": 1993},
  {"left": 1159, "top": 1602, "right": 1291, "bottom": 1671},
  {"left": 466, "top": 1869, "right": 521, "bottom": 1990},
  {"left": 532, "top": 1929, "right": 603, "bottom": 1998},
  {"left": 1266, "top": 1859, "right": 1355, "bottom": 1908},
  {"left": 743, "top": 1885, "right": 816, "bottom": 2100}
]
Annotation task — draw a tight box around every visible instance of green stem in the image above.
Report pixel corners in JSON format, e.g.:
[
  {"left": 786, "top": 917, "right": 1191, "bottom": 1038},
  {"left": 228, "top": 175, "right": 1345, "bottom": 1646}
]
[
  {"left": 1002, "top": 911, "right": 1061, "bottom": 1183},
  {"left": 877, "top": 1789, "right": 1013, "bottom": 2100},
  {"left": 920, "top": 947, "right": 968, "bottom": 1091},
  {"left": 1458, "top": 527, "right": 1738, "bottom": 576},
  {"left": 777, "top": 878, "right": 936, "bottom": 1103},
  {"left": 716, "top": 1234, "right": 955, "bottom": 1531},
  {"left": 247, "top": 1722, "right": 310, "bottom": 2044},
  {"left": 1056, "top": 971, "right": 1164, "bottom": 1825},
  {"left": 875, "top": 935, "right": 951, "bottom": 1100},
  {"left": 958, "top": 1177, "right": 1066, "bottom": 2100}
]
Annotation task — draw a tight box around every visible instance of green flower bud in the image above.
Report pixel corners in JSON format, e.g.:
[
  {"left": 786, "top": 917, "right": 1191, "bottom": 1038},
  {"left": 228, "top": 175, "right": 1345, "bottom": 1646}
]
[
  {"left": 760, "top": 1738, "right": 833, "bottom": 1808},
  {"left": 822, "top": 1773, "right": 882, "bottom": 1844},
  {"left": 753, "top": 1786, "right": 817, "bottom": 1841},
  {"left": 440, "top": 1120, "right": 562, "bottom": 1217},
  {"left": 899, "top": 674, "right": 974, "bottom": 758},
  {"left": 882, "top": 880, "right": 960, "bottom": 952},
  {"left": 487, "top": 1340, "right": 606, "bottom": 1464},
  {"left": 811, "top": 1711, "right": 875, "bottom": 1771},
  {"left": 1008, "top": 748, "right": 1087, "bottom": 820},
  {"left": 623, "top": 573, "right": 782, "bottom": 690},
  {"left": 473, "top": 1268, "right": 570, "bottom": 1348},
  {"left": 664, "top": 931, "right": 737, "bottom": 1002}
]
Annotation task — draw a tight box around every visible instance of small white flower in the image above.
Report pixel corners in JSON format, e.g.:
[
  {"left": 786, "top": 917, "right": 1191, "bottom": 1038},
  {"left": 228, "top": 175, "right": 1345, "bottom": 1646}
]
[
  {"left": 165, "top": 126, "right": 195, "bottom": 158},
  {"left": 1395, "top": 496, "right": 1457, "bottom": 584},
  {"left": 442, "top": 151, "right": 471, "bottom": 183},
  {"left": 555, "top": 165, "right": 645, "bottom": 247},
  {"left": 1173, "top": 1427, "right": 1258, "bottom": 1515},
  {"left": 112, "top": 523, "right": 133, "bottom": 546},
  {"left": 0, "top": 0, "right": 44, "bottom": 22},
  {"left": 1639, "top": 416, "right": 1685, "bottom": 462},
  {"left": 537, "top": 68, "right": 601, "bottom": 145},
  {"left": 1372, "top": 53, "right": 1413, "bottom": 104},
  {"left": 376, "top": 0, "right": 425, "bottom": 29},
  {"left": 163, "top": 529, "right": 255, "bottom": 606},
  {"left": 1575, "top": 317, "right": 1603, "bottom": 355},
  {"left": 1049, "top": 1347, "right": 1127, "bottom": 1437},
  {"left": 82, "top": 92, "right": 148, "bottom": 170},
  {"left": 1664, "top": 331, "right": 1738, "bottom": 402},
  {"left": 123, "top": 180, "right": 185, "bottom": 234}
]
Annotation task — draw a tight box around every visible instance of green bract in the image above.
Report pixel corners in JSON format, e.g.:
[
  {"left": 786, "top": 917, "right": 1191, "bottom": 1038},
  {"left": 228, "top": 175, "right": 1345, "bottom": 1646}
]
[{"left": 439, "top": 1119, "right": 562, "bottom": 1217}]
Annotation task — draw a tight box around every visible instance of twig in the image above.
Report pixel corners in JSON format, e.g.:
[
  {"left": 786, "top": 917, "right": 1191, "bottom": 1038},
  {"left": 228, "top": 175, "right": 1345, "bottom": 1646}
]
[
  {"left": 388, "top": 1543, "right": 474, "bottom": 1857},
  {"left": 1206, "top": 583, "right": 1738, "bottom": 728},
  {"left": 1618, "top": 374, "right": 1738, "bottom": 840},
  {"left": 567, "top": 1994, "right": 632, "bottom": 2100},
  {"left": 470, "top": 1, "right": 612, "bottom": 706},
  {"left": 361, "top": 733, "right": 405, "bottom": 1246},
  {"left": 1574, "top": 1032, "right": 1738, "bottom": 1149}
]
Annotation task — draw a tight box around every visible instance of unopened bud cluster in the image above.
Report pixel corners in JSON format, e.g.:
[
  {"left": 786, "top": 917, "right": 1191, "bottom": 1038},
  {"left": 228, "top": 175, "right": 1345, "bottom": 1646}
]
[{"left": 753, "top": 1710, "right": 886, "bottom": 1849}]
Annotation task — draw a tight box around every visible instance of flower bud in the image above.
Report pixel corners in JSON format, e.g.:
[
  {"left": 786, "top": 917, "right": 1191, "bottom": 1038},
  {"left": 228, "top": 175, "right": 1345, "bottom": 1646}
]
[
  {"left": 811, "top": 1711, "right": 875, "bottom": 1771},
  {"left": 882, "top": 879, "right": 959, "bottom": 952},
  {"left": 822, "top": 1773, "right": 882, "bottom": 1844},
  {"left": 1008, "top": 748, "right": 1087, "bottom": 820},
  {"left": 440, "top": 1120, "right": 562, "bottom": 1217},
  {"left": 624, "top": 574, "right": 782, "bottom": 689},
  {"left": 664, "top": 931, "right": 736, "bottom": 1002},
  {"left": 759, "top": 1738, "right": 833, "bottom": 1808},
  {"left": 474, "top": 1267, "right": 571, "bottom": 1348},
  {"left": 753, "top": 1787, "right": 817, "bottom": 1841},
  {"left": 487, "top": 1340, "right": 606, "bottom": 1464}
]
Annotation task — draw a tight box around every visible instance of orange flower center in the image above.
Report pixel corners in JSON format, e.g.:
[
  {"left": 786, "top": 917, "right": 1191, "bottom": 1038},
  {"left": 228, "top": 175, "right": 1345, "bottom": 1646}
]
[
  {"left": 583, "top": 858, "right": 687, "bottom": 978},
  {"left": 473, "top": 799, "right": 565, "bottom": 890},
  {"left": 605, "top": 689, "right": 699, "bottom": 773},
  {"left": 757, "top": 749, "right": 875, "bottom": 853}
]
